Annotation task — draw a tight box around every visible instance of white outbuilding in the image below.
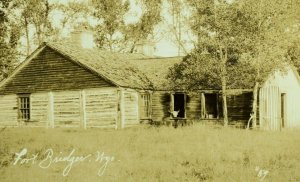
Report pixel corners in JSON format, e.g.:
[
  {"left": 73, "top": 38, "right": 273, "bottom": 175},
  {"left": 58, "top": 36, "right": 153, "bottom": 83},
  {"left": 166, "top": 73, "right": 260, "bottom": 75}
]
[{"left": 259, "top": 67, "right": 300, "bottom": 130}]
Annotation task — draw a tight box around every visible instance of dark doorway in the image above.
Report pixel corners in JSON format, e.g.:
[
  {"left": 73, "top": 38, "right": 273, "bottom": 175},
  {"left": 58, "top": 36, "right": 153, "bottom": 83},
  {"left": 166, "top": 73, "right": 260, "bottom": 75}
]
[
  {"left": 173, "top": 93, "right": 185, "bottom": 118},
  {"left": 204, "top": 93, "right": 218, "bottom": 119},
  {"left": 281, "top": 93, "right": 286, "bottom": 128}
]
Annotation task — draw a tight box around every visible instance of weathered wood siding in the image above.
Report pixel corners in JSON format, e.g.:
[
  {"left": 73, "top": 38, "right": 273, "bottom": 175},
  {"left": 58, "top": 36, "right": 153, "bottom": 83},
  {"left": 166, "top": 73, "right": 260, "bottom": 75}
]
[
  {"left": 0, "top": 88, "right": 119, "bottom": 128},
  {"left": 30, "top": 92, "right": 48, "bottom": 126},
  {"left": 123, "top": 89, "right": 139, "bottom": 125},
  {"left": 151, "top": 92, "right": 202, "bottom": 122},
  {"left": 259, "top": 86, "right": 281, "bottom": 130},
  {"left": 186, "top": 94, "right": 201, "bottom": 119},
  {"left": 151, "top": 91, "right": 170, "bottom": 122},
  {"left": 259, "top": 86, "right": 300, "bottom": 130},
  {"left": 259, "top": 68, "right": 300, "bottom": 130},
  {"left": 0, "top": 94, "right": 18, "bottom": 126},
  {"left": 85, "top": 88, "right": 118, "bottom": 128},
  {"left": 53, "top": 91, "right": 81, "bottom": 127},
  {"left": 150, "top": 91, "right": 252, "bottom": 124},
  {"left": 227, "top": 92, "right": 253, "bottom": 122},
  {"left": 0, "top": 47, "right": 114, "bottom": 94}
]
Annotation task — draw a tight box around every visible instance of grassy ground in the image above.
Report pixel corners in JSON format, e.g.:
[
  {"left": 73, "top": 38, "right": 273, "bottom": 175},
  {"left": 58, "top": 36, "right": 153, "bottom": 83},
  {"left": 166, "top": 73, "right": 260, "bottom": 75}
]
[{"left": 0, "top": 123, "right": 300, "bottom": 182}]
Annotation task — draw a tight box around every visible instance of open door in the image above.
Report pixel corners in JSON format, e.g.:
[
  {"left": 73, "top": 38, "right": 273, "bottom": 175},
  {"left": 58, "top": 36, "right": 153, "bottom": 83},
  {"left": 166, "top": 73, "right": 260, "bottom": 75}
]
[
  {"left": 172, "top": 93, "right": 186, "bottom": 118},
  {"left": 201, "top": 93, "right": 219, "bottom": 119}
]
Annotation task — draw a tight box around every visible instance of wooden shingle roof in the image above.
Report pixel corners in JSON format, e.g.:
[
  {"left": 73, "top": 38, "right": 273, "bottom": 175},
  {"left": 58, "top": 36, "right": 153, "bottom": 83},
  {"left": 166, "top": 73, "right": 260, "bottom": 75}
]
[
  {"left": 125, "top": 57, "right": 182, "bottom": 90},
  {"left": 46, "top": 42, "right": 182, "bottom": 90}
]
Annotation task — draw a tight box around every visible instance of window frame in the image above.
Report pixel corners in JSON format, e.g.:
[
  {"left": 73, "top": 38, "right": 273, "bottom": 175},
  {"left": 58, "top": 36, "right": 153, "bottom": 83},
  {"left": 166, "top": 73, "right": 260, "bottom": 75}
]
[
  {"left": 18, "top": 94, "right": 31, "bottom": 121},
  {"left": 139, "top": 92, "right": 151, "bottom": 120}
]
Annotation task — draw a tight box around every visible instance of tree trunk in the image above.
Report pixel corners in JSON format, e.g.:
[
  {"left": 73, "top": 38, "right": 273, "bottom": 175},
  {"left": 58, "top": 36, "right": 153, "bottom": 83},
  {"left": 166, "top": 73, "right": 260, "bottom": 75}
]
[
  {"left": 252, "top": 82, "right": 259, "bottom": 128},
  {"left": 222, "top": 77, "right": 228, "bottom": 126},
  {"left": 220, "top": 46, "right": 228, "bottom": 126},
  {"left": 24, "top": 17, "right": 30, "bottom": 56}
]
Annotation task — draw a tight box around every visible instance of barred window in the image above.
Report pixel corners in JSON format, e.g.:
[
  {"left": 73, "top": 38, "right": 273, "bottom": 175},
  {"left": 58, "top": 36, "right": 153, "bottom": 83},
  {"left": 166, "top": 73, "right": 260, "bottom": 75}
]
[{"left": 18, "top": 94, "right": 30, "bottom": 120}]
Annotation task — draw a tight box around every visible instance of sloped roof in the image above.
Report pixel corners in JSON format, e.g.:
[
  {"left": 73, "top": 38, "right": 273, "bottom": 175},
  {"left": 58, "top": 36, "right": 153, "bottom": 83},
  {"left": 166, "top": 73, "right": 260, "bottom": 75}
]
[
  {"left": 46, "top": 42, "right": 151, "bottom": 89},
  {"left": 125, "top": 57, "right": 182, "bottom": 90},
  {"left": 45, "top": 42, "right": 182, "bottom": 90}
]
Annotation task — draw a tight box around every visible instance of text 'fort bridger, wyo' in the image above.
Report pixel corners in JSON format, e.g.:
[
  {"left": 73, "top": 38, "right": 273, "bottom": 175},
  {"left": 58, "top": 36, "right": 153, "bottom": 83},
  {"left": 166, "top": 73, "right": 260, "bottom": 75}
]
[{"left": 12, "top": 148, "right": 116, "bottom": 177}]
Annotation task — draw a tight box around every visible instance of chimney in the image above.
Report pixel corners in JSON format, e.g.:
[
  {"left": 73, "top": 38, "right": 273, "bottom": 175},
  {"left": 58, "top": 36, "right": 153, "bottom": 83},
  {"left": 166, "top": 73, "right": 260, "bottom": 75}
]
[
  {"left": 69, "top": 28, "right": 96, "bottom": 49},
  {"left": 134, "top": 40, "right": 156, "bottom": 57}
]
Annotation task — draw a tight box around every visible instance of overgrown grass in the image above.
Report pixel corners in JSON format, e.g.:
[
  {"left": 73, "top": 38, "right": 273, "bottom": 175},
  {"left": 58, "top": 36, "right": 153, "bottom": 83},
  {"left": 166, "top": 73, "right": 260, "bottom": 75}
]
[{"left": 0, "top": 123, "right": 300, "bottom": 181}]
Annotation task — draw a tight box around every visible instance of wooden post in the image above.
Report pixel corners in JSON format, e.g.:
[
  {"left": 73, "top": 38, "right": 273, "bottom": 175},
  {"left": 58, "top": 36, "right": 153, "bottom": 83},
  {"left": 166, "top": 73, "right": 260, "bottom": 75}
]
[
  {"left": 138, "top": 92, "right": 142, "bottom": 123},
  {"left": 170, "top": 93, "right": 174, "bottom": 117},
  {"left": 80, "top": 90, "right": 87, "bottom": 129},
  {"left": 120, "top": 89, "right": 125, "bottom": 129},
  {"left": 117, "top": 88, "right": 125, "bottom": 129},
  {"left": 48, "top": 92, "right": 54, "bottom": 128},
  {"left": 200, "top": 93, "right": 206, "bottom": 119},
  {"left": 149, "top": 91, "right": 153, "bottom": 119},
  {"left": 115, "top": 89, "right": 120, "bottom": 129},
  {"left": 136, "top": 92, "right": 140, "bottom": 124},
  {"left": 252, "top": 82, "right": 259, "bottom": 128}
]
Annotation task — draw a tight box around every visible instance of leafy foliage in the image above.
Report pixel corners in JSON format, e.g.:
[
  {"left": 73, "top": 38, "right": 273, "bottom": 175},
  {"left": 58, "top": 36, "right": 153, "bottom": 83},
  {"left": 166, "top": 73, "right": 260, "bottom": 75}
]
[
  {"left": 92, "top": 0, "right": 130, "bottom": 51},
  {"left": 124, "top": 0, "right": 162, "bottom": 53},
  {"left": 91, "top": 0, "right": 162, "bottom": 52},
  {"left": 0, "top": 0, "right": 18, "bottom": 80}
]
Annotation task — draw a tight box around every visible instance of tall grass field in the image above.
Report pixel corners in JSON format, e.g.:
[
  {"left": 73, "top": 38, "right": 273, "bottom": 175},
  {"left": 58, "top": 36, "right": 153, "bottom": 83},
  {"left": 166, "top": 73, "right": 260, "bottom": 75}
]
[{"left": 0, "top": 124, "right": 300, "bottom": 181}]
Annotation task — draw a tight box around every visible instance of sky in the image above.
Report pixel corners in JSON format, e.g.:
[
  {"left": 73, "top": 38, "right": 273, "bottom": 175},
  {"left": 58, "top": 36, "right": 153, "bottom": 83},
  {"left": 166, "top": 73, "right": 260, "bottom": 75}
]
[{"left": 47, "top": 0, "right": 194, "bottom": 57}]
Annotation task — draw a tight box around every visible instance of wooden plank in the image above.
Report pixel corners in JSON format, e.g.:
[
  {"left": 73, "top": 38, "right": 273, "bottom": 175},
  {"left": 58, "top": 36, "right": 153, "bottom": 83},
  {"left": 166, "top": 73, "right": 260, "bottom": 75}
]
[
  {"left": 0, "top": 94, "right": 18, "bottom": 124},
  {"left": 48, "top": 92, "right": 54, "bottom": 128},
  {"left": 124, "top": 90, "right": 139, "bottom": 125},
  {"left": 80, "top": 90, "right": 87, "bottom": 129}
]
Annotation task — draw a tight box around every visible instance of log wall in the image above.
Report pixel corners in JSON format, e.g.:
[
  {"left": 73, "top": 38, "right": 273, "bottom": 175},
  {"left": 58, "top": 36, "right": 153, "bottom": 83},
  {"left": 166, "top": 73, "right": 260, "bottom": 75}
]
[
  {"left": 0, "top": 94, "right": 18, "bottom": 126},
  {"left": 186, "top": 94, "right": 201, "bottom": 120},
  {"left": 53, "top": 91, "right": 81, "bottom": 127},
  {"left": 151, "top": 91, "right": 170, "bottom": 122},
  {"left": 227, "top": 92, "right": 253, "bottom": 121},
  {"left": 151, "top": 91, "right": 252, "bottom": 124},
  {"left": 0, "top": 88, "right": 119, "bottom": 128},
  {"left": 123, "top": 89, "right": 139, "bottom": 126},
  {"left": 30, "top": 93, "right": 48, "bottom": 127},
  {"left": 85, "top": 88, "right": 118, "bottom": 128}
]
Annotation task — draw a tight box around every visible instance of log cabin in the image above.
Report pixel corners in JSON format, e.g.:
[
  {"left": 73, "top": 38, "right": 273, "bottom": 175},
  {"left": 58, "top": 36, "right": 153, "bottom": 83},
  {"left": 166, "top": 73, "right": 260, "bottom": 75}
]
[
  {"left": 2, "top": 30, "right": 296, "bottom": 130},
  {"left": 0, "top": 31, "right": 253, "bottom": 129}
]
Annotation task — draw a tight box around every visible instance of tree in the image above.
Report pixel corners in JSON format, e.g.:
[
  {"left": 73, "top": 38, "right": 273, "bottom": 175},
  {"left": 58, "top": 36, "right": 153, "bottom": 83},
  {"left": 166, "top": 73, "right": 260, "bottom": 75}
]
[
  {"left": 124, "top": 0, "right": 162, "bottom": 53},
  {"left": 166, "top": 0, "right": 192, "bottom": 56},
  {"left": 90, "top": 0, "right": 162, "bottom": 52},
  {"left": 183, "top": 0, "right": 255, "bottom": 126},
  {"left": 237, "top": 0, "right": 300, "bottom": 128},
  {"left": 168, "top": 0, "right": 300, "bottom": 127},
  {"left": 7, "top": 0, "right": 56, "bottom": 55},
  {"left": 91, "top": 0, "right": 130, "bottom": 51},
  {"left": 0, "top": 0, "right": 19, "bottom": 80}
]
